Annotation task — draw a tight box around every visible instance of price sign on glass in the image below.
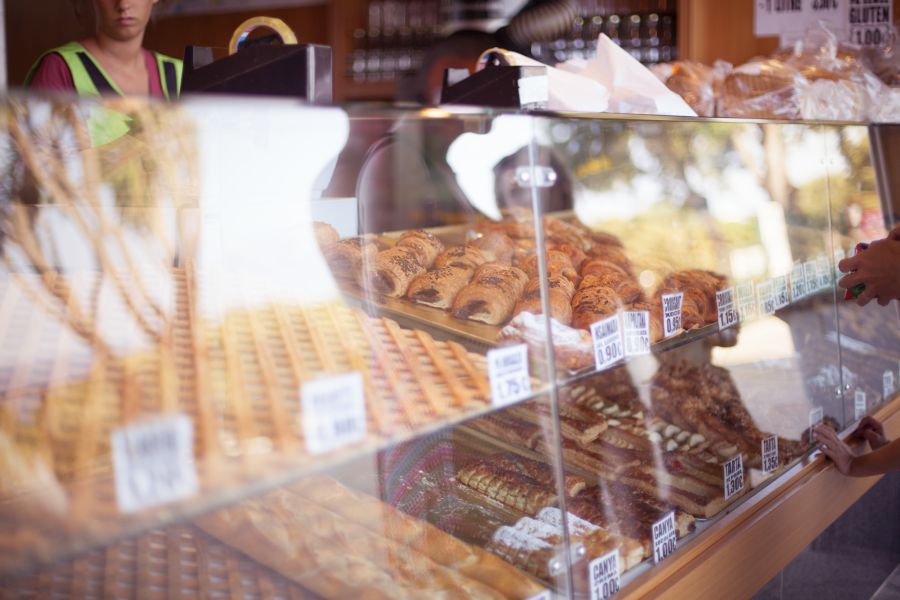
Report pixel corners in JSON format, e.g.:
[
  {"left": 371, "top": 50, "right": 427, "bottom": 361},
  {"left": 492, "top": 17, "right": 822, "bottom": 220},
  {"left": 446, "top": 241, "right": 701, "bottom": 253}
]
[
  {"left": 804, "top": 260, "right": 820, "bottom": 294},
  {"left": 757, "top": 281, "right": 776, "bottom": 316},
  {"left": 652, "top": 512, "right": 678, "bottom": 564},
  {"left": 591, "top": 314, "right": 624, "bottom": 371},
  {"left": 111, "top": 414, "right": 198, "bottom": 513},
  {"left": 791, "top": 264, "right": 807, "bottom": 301},
  {"left": 854, "top": 390, "right": 867, "bottom": 420},
  {"left": 723, "top": 454, "right": 744, "bottom": 500},
  {"left": 774, "top": 275, "right": 790, "bottom": 309},
  {"left": 589, "top": 549, "right": 621, "bottom": 600},
  {"left": 623, "top": 310, "right": 650, "bottom": 357},
  {"left": 301, "top": 373, "right": 367, "bottom": 455},
  {"left": 885, "top": 370, "right": 896, "bottom": 400},
  {"left": 834, "top": 249, "right": 846, "bottom": 280},
  {"left": 661, "top": 292, "right": 683, "bottom": 338},
  {"left": 762, "top": 435, "right": 779, "bottom": 474},
  {"left": 817, "top": 255, "right": 831, "bottom": 290},
  {"left": 737, "top": 282, "right": 756, "bottom": 322},
  {"left": 716, "top": 288, "right": 738, "bottom": 331},
  {"left": 809, "top": 406, "right": 824, "bottom": 442},
  {"left": 488, "top": 344, "right": 532, "bottom": 408}
]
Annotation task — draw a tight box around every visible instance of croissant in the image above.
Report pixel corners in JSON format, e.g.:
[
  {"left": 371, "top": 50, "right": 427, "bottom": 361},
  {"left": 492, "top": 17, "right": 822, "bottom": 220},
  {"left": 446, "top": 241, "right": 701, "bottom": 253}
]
[
  {"left": 522, "top": 250, "right": 578, "bottom": 284},
  {"left": 580, "top": 273, "right": 644, "bottom": 304},
  {"left": 452, "top": 263, "right": 529, "bottom": 325},
  {"left": 571, "top": 286, "right": 621, "bottom": 330},
  {"left": 550, "top": 243, "right": 587, "bottom": 271},
  {"left": 626, "top": 301, "right": 664, "bottom": 343},
  {"left": 514, "top": 275, "right": 575, "bottom": 325},
  {"left": 586, "top": 245, "right": 632, "bottom": 273},
  {"left": 407, "top": 266, "right": 474, "bottom": 309},
  {"left": 324, "top": 237, "right": 379, "bottom": 280},
  {"left": 360, "top": 246, "right": 426, "bottom": 297},
  {"left": 588, "top": 230, "right": 625, "bottom": 248},
  {"left": 396, "top": 230, "right": 444, "bottom": 268},
  {"left": 469, "top": 232, "right": 515, "bottom": 264},
  {"left": 580, "top": 258, "right": 630, "bottom": 279},
  {"left": 434, "top": 245, "right": 489, "bottom": 271}
]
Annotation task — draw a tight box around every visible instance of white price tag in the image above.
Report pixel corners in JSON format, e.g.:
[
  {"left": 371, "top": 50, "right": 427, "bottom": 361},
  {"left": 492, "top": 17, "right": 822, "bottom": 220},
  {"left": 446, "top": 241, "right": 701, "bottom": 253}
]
[
  {"left": 111, "top": 414, "right": 198, "bottom": 513},
  {"left": 817, "top": 255, "right": 832, "bottom": 290},
  {"left": 623, "top": 310, "right": 651, "bottom": 357},
  {"left": 301, "top": 373, "right": 367, "bottom": 455},
  {"left": 834, "top": 249, "right": 846, "bottom": 279},
  {"left": 791, "top": 264, "right": 807, "bottom": 301},
  {"left": 723, "top": 454, "right": 745, "bottom": 500},
  {"left": 762, "top": 435, "right": 779, "bottom": 474},
  {"left": 737, "top": 282, "right": 757, "bottom": 322},
  {"left": 854, "top": 389, "right": 867, "bottom": 420},
  {"left": 527, "top": 592, "right": 553, "bottom": 600},
  {"left": 589, "top": 549, "right": 621, "bottom": 600},
  {"left": 591, "top": 314, "right": 624, "bottom": 371},
  {"left": 488, "top": 344, "right": 532, "bottom": 407},
  {"left": 758, "top": 281, "right": 776, "bottom": 316},
  {"left": 661, "top": 292, "right": 684, "bottom": 338},
  {"left": 774, "top": 275, "right": 790, "bottom": 309},
  {"left": 716, "top": 288, "right": 738, "bottom": 331},
  {"left": 652, "top": 512, "right": 678, "bottom": 564},
  {"left": 809, "top": 406, "right": 824, "bottom": 440},
  {"left": 804, "top": 260, "right": 820, "bottom": 293},
  {"left": 849, "top": 0, "right": 893, "bottom": 47},
  {"left": 885, "top": 370, "right": 896, "bottom": 400}
]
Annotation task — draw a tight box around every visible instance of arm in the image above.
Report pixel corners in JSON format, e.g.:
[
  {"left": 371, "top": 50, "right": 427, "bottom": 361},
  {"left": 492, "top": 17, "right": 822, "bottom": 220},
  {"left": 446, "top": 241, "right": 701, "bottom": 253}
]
[
  {"left": 814, "top": 422, "right": 900, "bottom": 477},
  {"left": 837, "top": 237, "right": 900, "bottom": 306}
]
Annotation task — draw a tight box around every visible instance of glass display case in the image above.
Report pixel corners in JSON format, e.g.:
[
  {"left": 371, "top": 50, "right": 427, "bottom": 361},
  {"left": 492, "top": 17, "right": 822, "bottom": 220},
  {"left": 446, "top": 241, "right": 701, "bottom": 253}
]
[{"left": 0, "top": 93, "right": 897, "bottom": 599}]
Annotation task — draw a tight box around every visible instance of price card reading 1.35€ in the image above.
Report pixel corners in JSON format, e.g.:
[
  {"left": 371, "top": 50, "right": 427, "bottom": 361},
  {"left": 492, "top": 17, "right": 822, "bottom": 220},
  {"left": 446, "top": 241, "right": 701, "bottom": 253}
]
[
  {"left": 623, "top": 310, "right": 650, "bottom": 357},
  {"left": 774, "top": 275, "right": 790, "bottom": 309},
  {"left": 723, "top": 454, "right": 744, "bottom": 500},
  {"left": 488, "top": 344, "right": 532, "bottom": 408},
  {"left": 716, "top": 288, "right": 738, "bottom": 331},
  {"left": 111, "top": 414, "right": 199, "bottom": 514},
  {"left": 591, "top": 314, "right": 624, "bottom": 371},
  {"left": 854, "top": 390, "right": 867, "bottom": 420},
  {"left": 589, "top": 549, "right": 621, "bottom": 600},
  {"left": 652, "top": 512, "right": 678, "bottom": 564},
  {"left": 762, "top": 435, "right": 779, "bottom": 474},
  {"left": 791, "top": 264, "right": 807, "bottom": 302},
  {"left": 301, "top": 373, "right": 367, "bottom": 455},
  {"left": 661, "top": 292, "right": 683, "bottom": 338}
]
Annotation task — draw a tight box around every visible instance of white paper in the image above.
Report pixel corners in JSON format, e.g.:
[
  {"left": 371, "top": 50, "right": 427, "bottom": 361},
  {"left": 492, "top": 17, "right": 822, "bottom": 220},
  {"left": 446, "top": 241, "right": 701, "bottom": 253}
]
[
  {"left": 791, "top": 264, "right": 807, "bottom": 301},
  {"left": 854, "top": 390, "right": 867, "bottom": 420},
  {"left": 724, "top": 454, "right": 745, "bottom": 500},
  {"left": 716, "top": 288, "right": 738, "bottom": 331},
  {"left": 885, "top": 370, "right": 896, "bottom": 400},
  {"left": 623, "top": 310, "right": 651, "bottom": 357},
  {"left": 774, "top": 275, "right": 790, "bottom": 309},
  {"left": 589, "top": 550, "right": 621, "bottom": 600},
  {"left": 662, "top": 292, "right": 684, "bottom": 338},
  {"left": 488, "top": 344, "right": 532, "bottom": 407},
  {"left": 758, "top": 281, "right": 776, "bottom": 316},
  {"left": 652, "top": 512, "right": 678, "bottom": 563},
  {"left": 804, "top": 260, "right": 820, "bottom": 293},
  {"left": 762, "top": 435, "right": 779, "bottom": 474},
  {"left": 301, "top": 373, "right": 367, "bottom": 455},
  {"left": 591, "top": 314, "right": 624, "bottom": 371}
]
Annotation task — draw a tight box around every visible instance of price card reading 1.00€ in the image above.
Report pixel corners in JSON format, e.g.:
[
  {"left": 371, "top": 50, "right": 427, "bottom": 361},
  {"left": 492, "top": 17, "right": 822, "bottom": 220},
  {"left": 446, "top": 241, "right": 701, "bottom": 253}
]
[
  {"left": 652, "top": 512, "right": 678, "bottom": 564},
  {"left": 716, "top": 288, "right": 738, "bottom": 331},
  {"left": 762, "top": 435, "right": 779, "bottom": 474},
  {"left": 488, "top": 344, "right": 532, "bottom": 408},
  {"left": 302, "top": 373, "right": 367, "bottom": 455},
  {"left": 661, "top": 292, "right": 683, "bottom": 338},
  {"left": 592, "top": 314, "right": 624, "bottom": 371},
  {"left": 589, "top": 549, "right": 621, "bottom": 600},
  {"left": 111, "top": 414, "right": 199, "bottom": 514}
]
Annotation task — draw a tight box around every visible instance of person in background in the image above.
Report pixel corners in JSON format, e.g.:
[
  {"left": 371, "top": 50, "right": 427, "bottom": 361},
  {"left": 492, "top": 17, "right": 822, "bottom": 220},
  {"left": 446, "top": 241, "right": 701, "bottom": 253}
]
[
  {"left": 815, "top": 224, "right": 900, "bottom": 474},
  {"left": 25, "top": 0, "right": 181, "bottom": 100}
]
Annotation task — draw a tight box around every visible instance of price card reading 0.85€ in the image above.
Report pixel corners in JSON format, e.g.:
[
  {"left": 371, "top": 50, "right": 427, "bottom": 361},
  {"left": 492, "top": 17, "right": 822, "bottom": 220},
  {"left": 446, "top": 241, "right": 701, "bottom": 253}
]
[
  {"left": 111, "top": 414, "right": 199, "bottom": 514},
  {"left": 716, "top": 288, "right": 738, "bottom": 331},
  {"left": 301, "top": 373, "right": 367, "bottom": 455},
  {"left": 488, "top": 344, "right": 532, "bottom": 408},
  {"left": 589, "top": 549, "right": 621, "bottom": 600},
  {"left": 592, "top": 314, "right": 624, "bottom": 372}
]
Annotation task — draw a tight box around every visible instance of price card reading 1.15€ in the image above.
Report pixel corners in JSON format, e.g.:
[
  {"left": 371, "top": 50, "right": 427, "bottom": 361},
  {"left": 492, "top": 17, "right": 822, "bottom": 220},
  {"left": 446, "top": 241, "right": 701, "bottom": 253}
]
[
  {"left": 301, "top": 373, "right": 367, "bottom": 455},
  {"left": 111, "top": 414, "right": 199, "bottom": 514},
  {"left": 589, "top": 549, "right": 621, "bottom": 600},
  {"left": 716, "top": 288, "right": 738, "bottom": 331},
  {"left": 488, "top": 344, "right": 532, "bottom": 408}
]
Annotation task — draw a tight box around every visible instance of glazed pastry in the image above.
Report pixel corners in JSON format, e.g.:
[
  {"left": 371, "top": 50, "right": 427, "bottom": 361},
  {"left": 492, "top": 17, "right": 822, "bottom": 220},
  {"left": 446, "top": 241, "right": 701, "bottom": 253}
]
[
  {"left": 550, "top": 243, "right": 587, "bottom": 271},
  {"left": 396, "top": 229, "right": 445, "bottom": 268},
  {"left": 579, "top": 258, "right": 630, "bottom": 280},
  {"left": 522, "top": 250, "right": 578, "bottom": 283},
  {"left": 433, "top": 245, "right": 489, "bottom": 271},
  {"left": 468, "top": 232, "right": 515, "bottom": 264},
  {"left": 571, "top": 286, "right": 621, "bottom": 330},
  {"left": 361, "top": 246, "right": 426, "bottom": 297},
  {"left": 451, "top": 263, "right": 529, "bottom": 325},
  {"left": 323, "top": 236, "right": 379, "bottom": 280},
  {"left": 407, "top": 265, "right": 474, "bottom": 309}
]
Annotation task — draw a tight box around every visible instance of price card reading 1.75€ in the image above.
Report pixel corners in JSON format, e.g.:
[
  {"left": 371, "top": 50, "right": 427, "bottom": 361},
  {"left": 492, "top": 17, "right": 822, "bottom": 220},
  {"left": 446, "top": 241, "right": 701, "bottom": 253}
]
[
  {"left": 661, "top": 292, "right": 683, "bottom": 338},
  {"left": 652, "top": 512, "right": 678, "bottom": 564},
  {"left": 488, "top": 344, "right": 532, "bottom": 408},
  {"left": 592, "top": 314, "right": 624, "bottom": 371},
  {"left": 111, "top": 414, "right": 199, "bottom": 514},
  {"left": 762, "top": 435, "right": 779, "bottom": 474},
  {"left": 716, "top": 288, "right": 738, "bottom": 331},
  {"left": 301, "top": 373, "right": 367, "bottom": 455},
  {"left": 589, "top": 549, "right": 621, "bottom": 600}
]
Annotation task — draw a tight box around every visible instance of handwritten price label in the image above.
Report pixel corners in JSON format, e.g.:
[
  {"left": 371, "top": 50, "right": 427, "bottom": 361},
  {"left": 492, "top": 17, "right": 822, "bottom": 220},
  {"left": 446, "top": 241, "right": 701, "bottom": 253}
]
[
  {"left": 834, "top": 249, "right": 846, "bottom": 279},
  {"left": 736, "top": 282, "right": 756, "bottom": 323},
  {"left": 488, "top": 344, "right": 532, "bottom": 407},
  {"left": 774, "top": 275, "right": 790, "bottom": 309},
  {"left": 809, "top": 406, "right": 824, "bottom": 441},
  {"left": 854, "top": 390, "right": 867, "bottom": 420},
  {"left": 301, "top": 373, "right": 367, "bottom": 455},
  {"left": 662, "top": 292, "right": 684, "bottom": 338},
  {"left": 652, "top": 512, "right": 678, "bottom": 564},
  {"left": 885, "top": 370, "right": 896, "bottom": 400},
  {"left": 757, "top": 281, "right": 776, "bottom": 316},
  {"left": 791, "top": 264, "right": 807, "bottom": 301},
  {"left": 623, "top": 310, "right": 650, "bottom": 357},
  {"left": 762, "top": 435, "right": 779, "bottom": 474},
  {"left": 716, "top": 288, "right": 738, "bottom": 331},
  {"left": 817, "top": 255, "right": 831, "bottom": 290},
  {"left": 591, "top": 314, "right": 624, "bottom": 371},
  {"left": 589, "top": 550, "right": 621, "bottom": 600},
  {"left": 111, "top": 414, "right": 198, "bottom": 513},
  {"left": 723, "top": 454, "right": 744, "bottom": 500},
  {"left": 804, "top": 260, "right": 820, "bottom": 294}
]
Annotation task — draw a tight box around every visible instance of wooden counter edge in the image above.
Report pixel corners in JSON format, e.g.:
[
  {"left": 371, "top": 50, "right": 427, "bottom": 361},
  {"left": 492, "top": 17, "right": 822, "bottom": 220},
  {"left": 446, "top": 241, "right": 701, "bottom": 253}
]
[{"left": 622, "top": 396, "right": 900, "bottom": 599}]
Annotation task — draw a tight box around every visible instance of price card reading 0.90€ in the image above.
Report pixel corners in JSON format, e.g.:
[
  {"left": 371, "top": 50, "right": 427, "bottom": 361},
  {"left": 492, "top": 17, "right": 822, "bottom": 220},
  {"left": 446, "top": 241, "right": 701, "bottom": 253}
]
[
  {"left": 589, "top": 549, "right": 621, "bottom": 600},
  {"left": 111, "top": 414, "right": 199, "bottom": 514},
  {"left": 791, "top": 264, "right": 807, "bottom": 302},
  {"left": 623, "top": 310, "right": 651, "bottom": 357},
  {"left": 716, "top": 288, "right": 738, "bottom": 331},
  {"left": 762, "top": 435, "right": 779, "bottom": 474},
  {"left": 488, "top": 344, "right": 532, "bottom": 408},
  {"left": 854, "top": 390, "right": 867, "bottom": 420},
  {"left": 661, "top": 292, "right": 683, "bottom": 338},
  {"left": 592, "top": 314, "right": 624, "bottom": 371},
  {"left": 301, "top": 373, "right": 367, "bottom": 455},
  {"left": 723, "top": 454, "right": 744, "bottom": 500},
  {"left": 774, "top": 275, "right": 790, "bottom": 309},
  {"left": 652, "top": 512, "right": 678, "bottom": 564}
]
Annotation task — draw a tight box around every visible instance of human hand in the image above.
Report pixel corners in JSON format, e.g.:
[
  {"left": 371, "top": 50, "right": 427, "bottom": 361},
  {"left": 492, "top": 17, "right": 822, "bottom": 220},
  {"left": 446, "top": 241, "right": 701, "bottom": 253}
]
[
  {"left": 853, "top": 416, "right": 889, "bottom": 450},
  {"left": 887, "top": 224, "right": 900, "bottom": 241},
  {"left": 813, "top": 424, "right": 856, "bottom": 475},
  {"left": 837, "top": 238, "right": 900, "bottom": 306}
]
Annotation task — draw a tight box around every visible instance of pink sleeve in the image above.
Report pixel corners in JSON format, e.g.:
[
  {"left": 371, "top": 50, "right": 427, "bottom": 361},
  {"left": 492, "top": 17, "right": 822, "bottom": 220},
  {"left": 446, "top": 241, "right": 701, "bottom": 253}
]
[{"left": 28, "top": 53, "right": 76, "bottom": 93}]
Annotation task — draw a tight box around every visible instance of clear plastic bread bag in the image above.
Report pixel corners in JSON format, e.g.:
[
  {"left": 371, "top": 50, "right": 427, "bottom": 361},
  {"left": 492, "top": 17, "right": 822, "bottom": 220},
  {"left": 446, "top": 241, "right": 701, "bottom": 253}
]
[
  {"left": 662, "top": 60, "right": 732, "bottom": 117},
  {"left": 717, "top": 58, "right": 807, "bottom": 119}
]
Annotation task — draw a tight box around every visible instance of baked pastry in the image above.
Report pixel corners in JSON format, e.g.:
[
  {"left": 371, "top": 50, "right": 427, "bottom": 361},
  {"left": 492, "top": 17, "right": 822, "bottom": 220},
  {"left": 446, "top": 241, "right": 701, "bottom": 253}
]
[
  {"left": 396, "top": 229, "right": 445, "bottom": 268},
  {"left": 323, "top": 236, "right": 379, "bottom": 280},
  {"left": 456, "top": 462, "right": 557, "bottom": 515},
  {"left": 433, "top": 245, "right": 489, "bottom": 271},
  {"left": 585, "top": 245, "right": 632, "bottom": 273},
  {"left": 571, "top": 286, "right": 621, "bottom": 330},
  {"left": 468, "top": 412, "right": 543, "bottom": 449},
  {"left": 579, "top": 258, "right": 630, "bottom": 280},
  {"left": 451, "top": 263, "right": 529, "bottom": 325},
  {"left": 360, "top": 246, "right": 427, "bottom": 297},
  {"left": 549, "top": 243, "right": 586, "bottom": 271},
  {"left": 491, "top": 453, "right": 587, "bottom": 498},
  {"left": 514, "top": 274, "right": 575, "bottom": 326},
  {"left": 579, "top": 271, "right": 644, "bottom": 304},
  {"left": 522, "top": 250, "right": 578, "bottom": 283},
  {"left": 469, "top": 232, "right": 515, "bottom": 264},
  {"left": 314, "top": 221, "right": 340, "bottom": 248},
  {"left": 407, "top": 265, "right": 474, "bottom": 309},
  {"left": 588, "top": 230, "right": 624, "bottom": 249}
]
